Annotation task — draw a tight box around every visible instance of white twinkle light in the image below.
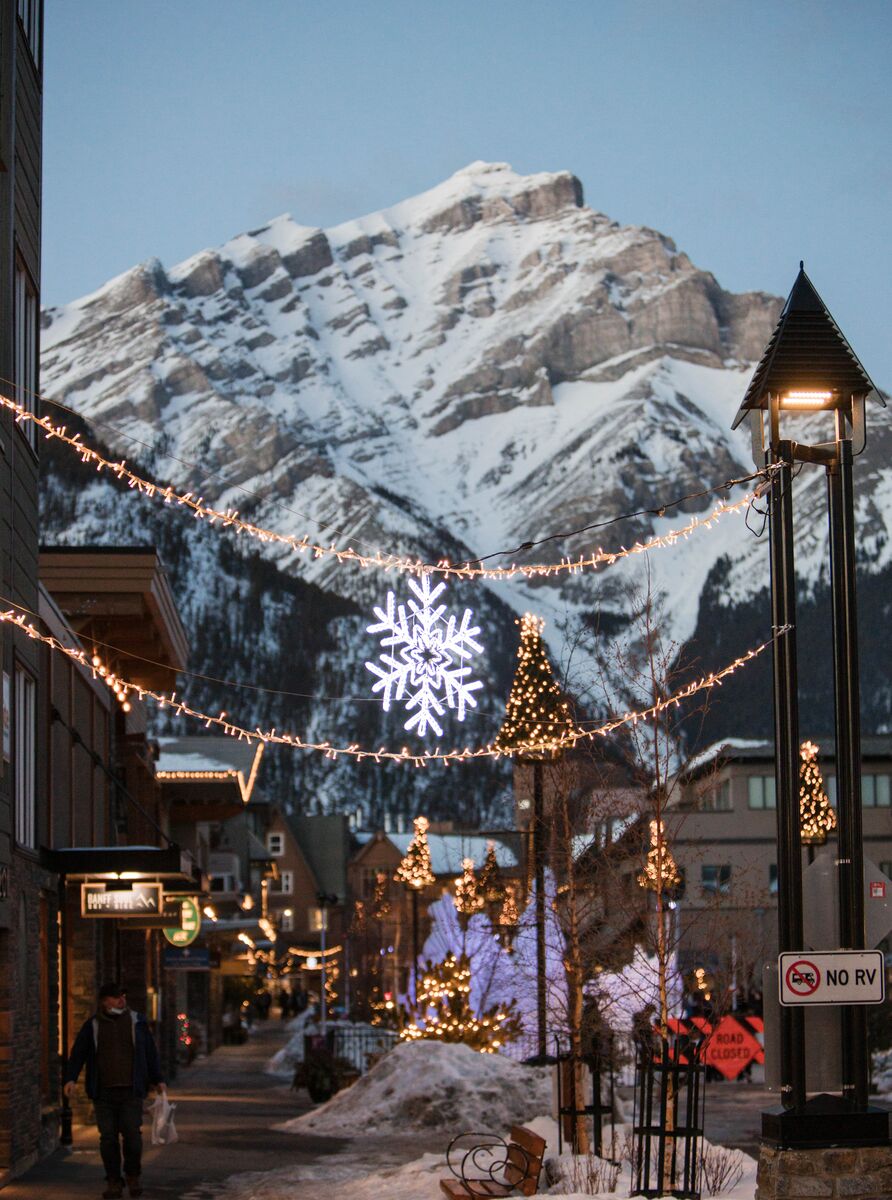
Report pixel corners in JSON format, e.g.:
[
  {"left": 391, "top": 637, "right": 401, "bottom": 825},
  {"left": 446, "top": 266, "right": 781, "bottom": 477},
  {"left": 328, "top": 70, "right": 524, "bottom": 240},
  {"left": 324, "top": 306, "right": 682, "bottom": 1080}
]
[{"left": 365, "top": 575, "right": 483, "bottom": 738}]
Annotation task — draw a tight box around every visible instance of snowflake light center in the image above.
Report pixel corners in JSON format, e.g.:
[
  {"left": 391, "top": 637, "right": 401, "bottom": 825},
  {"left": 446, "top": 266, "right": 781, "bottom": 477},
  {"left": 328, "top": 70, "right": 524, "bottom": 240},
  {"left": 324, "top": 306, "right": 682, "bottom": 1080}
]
[{"left": 365, "top": 575, "right": 484, "bottom": 739}]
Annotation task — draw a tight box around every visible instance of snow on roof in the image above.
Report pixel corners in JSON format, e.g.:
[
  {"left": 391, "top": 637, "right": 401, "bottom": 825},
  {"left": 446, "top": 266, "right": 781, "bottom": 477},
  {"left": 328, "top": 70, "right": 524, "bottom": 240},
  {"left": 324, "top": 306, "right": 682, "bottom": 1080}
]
[
  {"left": 684, "top": 738, "right": 772, "bottom": 774},
  {"left": 383, "top": 833, "right": 518, "bottom": 876},
  {"left": 155, "top": 737, "right": 264, "bottom": 801}
]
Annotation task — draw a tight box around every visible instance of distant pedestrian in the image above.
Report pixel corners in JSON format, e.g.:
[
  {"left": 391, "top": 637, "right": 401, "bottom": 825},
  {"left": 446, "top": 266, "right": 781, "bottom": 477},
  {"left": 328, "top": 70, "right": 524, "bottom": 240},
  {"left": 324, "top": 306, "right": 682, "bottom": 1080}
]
[{"left": 63, "top": 982, "right": 167, "bottom": 1200}]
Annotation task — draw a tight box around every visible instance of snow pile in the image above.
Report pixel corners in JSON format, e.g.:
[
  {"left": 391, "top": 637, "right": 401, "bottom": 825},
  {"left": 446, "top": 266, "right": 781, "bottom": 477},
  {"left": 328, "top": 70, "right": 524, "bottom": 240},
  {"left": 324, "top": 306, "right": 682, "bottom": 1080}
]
[
  {"left": 265, "top": 1009, "right": 315, "bottom": 1077},
  {"left": 872, "top": 1046, "right": 892, "bottom": 1094},
  {"left": 193, "top": 1151, "right": 448, "bottom": 1200},
  {"left": 278, "top": 1039, "right": 552, "bottom": 1136}
]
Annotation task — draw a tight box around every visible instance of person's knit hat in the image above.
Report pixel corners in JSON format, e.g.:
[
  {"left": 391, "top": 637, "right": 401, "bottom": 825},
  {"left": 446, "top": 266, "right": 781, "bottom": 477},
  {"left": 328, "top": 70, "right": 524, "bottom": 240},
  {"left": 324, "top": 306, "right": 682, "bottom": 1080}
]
[{"left": 98, "top": 981, "right": 126, "bottom": 999}]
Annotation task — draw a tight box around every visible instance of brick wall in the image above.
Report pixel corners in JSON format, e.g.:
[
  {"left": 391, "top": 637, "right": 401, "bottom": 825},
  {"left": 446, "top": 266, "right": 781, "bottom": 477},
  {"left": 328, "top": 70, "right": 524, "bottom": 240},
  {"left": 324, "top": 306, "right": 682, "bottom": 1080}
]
[{"left": 0, "top": 854, "right": 58, "bottom": 1183}]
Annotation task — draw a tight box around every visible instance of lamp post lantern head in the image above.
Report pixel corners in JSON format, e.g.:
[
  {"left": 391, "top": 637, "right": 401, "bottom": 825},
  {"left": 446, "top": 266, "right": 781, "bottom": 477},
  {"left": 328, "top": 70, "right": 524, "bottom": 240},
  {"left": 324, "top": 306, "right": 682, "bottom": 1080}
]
[{"left": 733, "top": 264, "right": 882, "bottom": 464}]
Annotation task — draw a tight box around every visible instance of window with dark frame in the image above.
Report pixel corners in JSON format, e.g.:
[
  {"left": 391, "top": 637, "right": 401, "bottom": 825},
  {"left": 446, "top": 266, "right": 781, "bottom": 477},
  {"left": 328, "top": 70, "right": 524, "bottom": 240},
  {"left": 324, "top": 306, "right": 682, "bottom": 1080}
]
[
  {"left": 267, "top": 832, "right": 284, "bottom": 856},
  {"left": 17, "top": 0, "right": 41, "bottom": 63},
  {"left": 272, "top": 870, "right": 293, "bottom": 895},
  {"left": 701, "top": 863, "right": 731, "bottom": 895},
  {"left": 14, "top": 260, "right": 38, "bottom": 449},
  {"left": 747, "top": 775, "right": 776, "bottom": 810},
  {"left": 14, "top": 666, "right": 36, "bottom": 849},
  {"left": 700, "top": 778, "right": 732, "bottom": 811}
]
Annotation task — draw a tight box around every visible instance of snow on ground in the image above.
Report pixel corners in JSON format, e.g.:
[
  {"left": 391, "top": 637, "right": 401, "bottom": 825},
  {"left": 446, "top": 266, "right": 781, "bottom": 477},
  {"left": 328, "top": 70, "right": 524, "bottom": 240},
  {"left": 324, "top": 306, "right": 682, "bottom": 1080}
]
[{"left": 277, "top": 1040, "right": 553, "bottom": 1136}]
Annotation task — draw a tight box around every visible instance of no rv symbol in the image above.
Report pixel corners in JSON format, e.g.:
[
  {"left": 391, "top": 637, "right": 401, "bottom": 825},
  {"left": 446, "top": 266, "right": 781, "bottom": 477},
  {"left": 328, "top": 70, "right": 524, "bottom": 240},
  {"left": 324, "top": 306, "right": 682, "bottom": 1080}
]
[
  {"left": 778, "top": 950, "right": 885, "bottom": 1006},
  {"left": 785, "top": 959, "right": 820, "bottom": 997}
]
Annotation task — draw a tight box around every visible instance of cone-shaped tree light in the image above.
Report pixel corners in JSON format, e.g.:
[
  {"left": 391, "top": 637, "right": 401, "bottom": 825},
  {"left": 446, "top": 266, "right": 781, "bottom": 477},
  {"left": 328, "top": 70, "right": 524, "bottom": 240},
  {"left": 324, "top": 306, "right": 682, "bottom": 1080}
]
[
  {"left": 493, "top": 614, "right": 576, "bottom": 757},
  {"left": 799, "top": 740, "right": 836, "bottom": 846}
]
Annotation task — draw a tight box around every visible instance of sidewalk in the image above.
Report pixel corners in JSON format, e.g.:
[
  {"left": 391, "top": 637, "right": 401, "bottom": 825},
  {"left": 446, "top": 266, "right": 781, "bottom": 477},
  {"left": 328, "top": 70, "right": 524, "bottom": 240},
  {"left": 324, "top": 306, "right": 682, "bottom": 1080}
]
[{"left": 3, "top": 1018, "right": 347, "bottom": 1198}]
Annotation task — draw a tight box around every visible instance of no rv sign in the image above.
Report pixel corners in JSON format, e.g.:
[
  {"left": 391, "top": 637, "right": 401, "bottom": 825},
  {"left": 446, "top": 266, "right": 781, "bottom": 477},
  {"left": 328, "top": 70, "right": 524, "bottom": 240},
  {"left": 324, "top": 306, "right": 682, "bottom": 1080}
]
[{"left": 778, "top": 950, "right": 885, "bottom": 1006}]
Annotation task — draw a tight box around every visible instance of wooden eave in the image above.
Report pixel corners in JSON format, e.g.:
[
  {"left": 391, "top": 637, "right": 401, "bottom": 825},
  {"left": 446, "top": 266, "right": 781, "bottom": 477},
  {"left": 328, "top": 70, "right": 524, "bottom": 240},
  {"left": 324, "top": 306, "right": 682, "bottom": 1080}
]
[{"left": 39, "top": 546, "right": 189, "bottom": 690}]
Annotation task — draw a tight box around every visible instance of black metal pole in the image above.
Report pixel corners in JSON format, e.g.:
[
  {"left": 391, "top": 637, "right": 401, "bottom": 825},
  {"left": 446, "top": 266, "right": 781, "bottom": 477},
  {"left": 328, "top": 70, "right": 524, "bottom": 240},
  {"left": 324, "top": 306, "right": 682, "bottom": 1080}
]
[
  {"left": 769, "top": 447, "right": 806, "bottom": 1110},
  {"left": 58, "top": 878, "right": 73, "bottom": 1146},
  {"left": 534, "top": 760, "right": 547, "bottom": 1060},
  {"left": 411, "top": 888, "right": 419, "bottom": 989},
  {"left": 827, "top": 436, "right": 868, "bottom": 1108}
]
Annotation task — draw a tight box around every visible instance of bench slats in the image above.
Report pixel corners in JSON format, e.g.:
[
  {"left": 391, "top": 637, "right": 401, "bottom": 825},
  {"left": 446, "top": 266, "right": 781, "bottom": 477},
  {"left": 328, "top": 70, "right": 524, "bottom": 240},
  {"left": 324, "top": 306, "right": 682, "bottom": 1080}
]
[{"left": 442, "top": 1125, "right": 546, "bottom": 1199}]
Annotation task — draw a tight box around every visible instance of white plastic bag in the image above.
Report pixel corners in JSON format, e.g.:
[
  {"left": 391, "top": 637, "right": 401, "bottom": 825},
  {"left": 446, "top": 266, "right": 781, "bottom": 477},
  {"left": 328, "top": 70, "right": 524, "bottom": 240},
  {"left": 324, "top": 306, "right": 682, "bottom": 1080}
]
[{"left": 150, "top": 1092, "right": 178, "bottom": 1145}]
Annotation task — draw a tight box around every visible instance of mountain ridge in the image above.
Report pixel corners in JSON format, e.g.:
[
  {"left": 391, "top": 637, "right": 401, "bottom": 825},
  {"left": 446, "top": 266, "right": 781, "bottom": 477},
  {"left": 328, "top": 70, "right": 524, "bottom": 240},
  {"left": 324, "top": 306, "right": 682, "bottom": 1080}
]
[{"left": 37, "top": 162, "right": 892, "bottom": 815}]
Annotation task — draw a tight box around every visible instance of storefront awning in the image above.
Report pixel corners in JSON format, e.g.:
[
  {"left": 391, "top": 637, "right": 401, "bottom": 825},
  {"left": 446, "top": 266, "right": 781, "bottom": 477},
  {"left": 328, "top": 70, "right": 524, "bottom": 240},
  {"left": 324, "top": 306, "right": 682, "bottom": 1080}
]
[{"left": 42, "top": 844, "right": 207, "bottom": 890}]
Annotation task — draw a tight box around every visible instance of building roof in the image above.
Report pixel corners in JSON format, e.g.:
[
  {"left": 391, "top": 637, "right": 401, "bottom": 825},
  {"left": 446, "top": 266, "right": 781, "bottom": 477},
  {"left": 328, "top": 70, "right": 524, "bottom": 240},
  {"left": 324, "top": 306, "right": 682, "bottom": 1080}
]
[
  {"left": 285, "top": 814, "right": 350, "bottom": 900},
  {"left": 684, "top": 735, "right": 892, "bottom": 777},
  {"left": 156, "top": 736, "right": 265, "bottom": 803},
  {"left": 369, "top": 832, "right": 520, "bottom": 876}
]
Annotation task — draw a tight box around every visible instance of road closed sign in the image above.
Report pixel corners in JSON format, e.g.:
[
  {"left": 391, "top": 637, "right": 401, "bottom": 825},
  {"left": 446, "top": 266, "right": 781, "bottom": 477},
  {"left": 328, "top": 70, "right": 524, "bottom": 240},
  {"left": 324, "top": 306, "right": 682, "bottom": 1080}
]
[{"left": 778, "top": 950, "right": 885, "bottom": 1006}]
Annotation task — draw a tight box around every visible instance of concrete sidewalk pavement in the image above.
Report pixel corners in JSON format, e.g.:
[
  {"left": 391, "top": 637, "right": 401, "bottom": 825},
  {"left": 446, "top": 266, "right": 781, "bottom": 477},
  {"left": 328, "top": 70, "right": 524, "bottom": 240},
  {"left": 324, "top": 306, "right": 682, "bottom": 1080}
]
[{"left": 2, "top": 1018, "right": 349, "bottom": 1198}]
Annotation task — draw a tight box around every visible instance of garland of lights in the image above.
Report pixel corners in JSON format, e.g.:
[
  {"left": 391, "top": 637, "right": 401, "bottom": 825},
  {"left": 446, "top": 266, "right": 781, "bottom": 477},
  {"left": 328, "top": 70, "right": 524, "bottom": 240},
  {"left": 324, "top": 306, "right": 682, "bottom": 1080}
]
[
  {"left": 0, "top": 598, "right": 786, "bottom": 763},
  {"left": 0, "top": 392, "right": 771, "bottom": 582},
  {"left": 799, "top": 740, "right": 836, "bottom": 846}
]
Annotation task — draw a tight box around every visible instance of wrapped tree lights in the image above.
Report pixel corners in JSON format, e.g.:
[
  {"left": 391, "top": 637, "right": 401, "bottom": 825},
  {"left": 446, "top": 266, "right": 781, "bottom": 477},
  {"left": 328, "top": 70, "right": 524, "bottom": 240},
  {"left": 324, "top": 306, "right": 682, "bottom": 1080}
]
[{"left": 400, "top": 952, "right": 521, "bottom": 1053}]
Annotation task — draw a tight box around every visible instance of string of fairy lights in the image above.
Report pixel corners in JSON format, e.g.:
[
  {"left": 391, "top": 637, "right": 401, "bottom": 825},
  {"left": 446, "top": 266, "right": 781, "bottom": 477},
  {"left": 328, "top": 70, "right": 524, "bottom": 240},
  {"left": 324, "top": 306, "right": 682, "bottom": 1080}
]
[
  {"left": 0, "top": 594, "right": 787, "bottom": 764},
  {"left": 0, "top": 391, "right": 773, "bottom": 582}
]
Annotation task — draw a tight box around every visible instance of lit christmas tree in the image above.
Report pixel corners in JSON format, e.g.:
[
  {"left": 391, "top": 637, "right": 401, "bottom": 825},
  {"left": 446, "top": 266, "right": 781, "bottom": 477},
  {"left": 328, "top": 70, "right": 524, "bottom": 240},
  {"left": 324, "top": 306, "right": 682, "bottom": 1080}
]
[
  {"left": 454, "top": 857, "right": 484, "bottom": 930},
  {"left": 371, "top": 870, "right": 392, "bottom": 919},
  {"left": 800, "top": 740, "right": 836, "bottom": 846},
  {"left": 497, "top": 883, "right": 521, "bottom": 952},
  {"left": 400, "top": 952, "right": 522, "bottom": 1053},
  {"left": 638, "top": 819, "right": 682, "bottom": 893},
  {"left": 493, "top": 614, "right": 576, "bottom": 757},
  {"left": 478, "top": 841, "right": 505, "bottom": 918},
  {"left": 394, "top": 815, "right": 436, "bottom": 890}
]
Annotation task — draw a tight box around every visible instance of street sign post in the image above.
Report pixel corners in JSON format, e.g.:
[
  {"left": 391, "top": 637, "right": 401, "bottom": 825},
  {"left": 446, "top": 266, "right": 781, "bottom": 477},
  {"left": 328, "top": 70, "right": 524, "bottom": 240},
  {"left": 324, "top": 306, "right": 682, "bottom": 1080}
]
[{"left": 779, "top": 950, "right": 884, "bottom": 1006}]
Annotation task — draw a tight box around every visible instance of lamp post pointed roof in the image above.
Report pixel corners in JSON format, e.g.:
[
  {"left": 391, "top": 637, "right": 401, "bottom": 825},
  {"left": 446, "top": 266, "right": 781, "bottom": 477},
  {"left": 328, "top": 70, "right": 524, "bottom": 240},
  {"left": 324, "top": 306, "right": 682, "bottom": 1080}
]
[{"left": 732, "top": 263, "right": 882, "bottom": 429}]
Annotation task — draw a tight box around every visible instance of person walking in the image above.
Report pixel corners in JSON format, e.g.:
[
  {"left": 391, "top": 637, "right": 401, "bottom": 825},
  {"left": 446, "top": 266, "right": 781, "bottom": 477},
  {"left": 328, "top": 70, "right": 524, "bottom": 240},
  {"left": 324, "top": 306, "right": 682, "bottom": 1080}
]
[{"left": 63, "top": 982, "right": 167, "bottom": 1199}]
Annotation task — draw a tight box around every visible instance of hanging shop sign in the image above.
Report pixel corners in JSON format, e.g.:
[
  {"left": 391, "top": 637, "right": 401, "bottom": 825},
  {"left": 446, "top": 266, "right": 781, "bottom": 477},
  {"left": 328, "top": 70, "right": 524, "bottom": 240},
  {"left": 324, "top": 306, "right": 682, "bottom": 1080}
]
[
  {"left": 778, "top": 950, "right": 885, "bottom": 1006},
  {"left": 163, "top": 896, "right": 201, "bottom": 947},
  {"left": 163, "top": 946, "right": 209, "bottom": 971},
  {"left": 81, "top": 881, "right": 163, "bottom": 917}
]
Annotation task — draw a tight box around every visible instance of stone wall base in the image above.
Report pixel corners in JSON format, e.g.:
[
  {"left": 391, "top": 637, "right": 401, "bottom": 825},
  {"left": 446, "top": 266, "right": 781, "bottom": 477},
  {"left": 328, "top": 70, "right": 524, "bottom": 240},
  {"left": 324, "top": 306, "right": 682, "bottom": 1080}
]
[{"left": 757, "top": 1143, "right": 892, "bottom": 1199}]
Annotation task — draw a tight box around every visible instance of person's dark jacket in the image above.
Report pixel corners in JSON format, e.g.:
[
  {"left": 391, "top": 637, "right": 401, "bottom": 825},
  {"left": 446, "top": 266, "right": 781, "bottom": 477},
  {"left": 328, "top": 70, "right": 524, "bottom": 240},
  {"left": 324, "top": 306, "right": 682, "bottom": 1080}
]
[{"left": 64, "top": 1010, "right": 164, "bottom": 1100}]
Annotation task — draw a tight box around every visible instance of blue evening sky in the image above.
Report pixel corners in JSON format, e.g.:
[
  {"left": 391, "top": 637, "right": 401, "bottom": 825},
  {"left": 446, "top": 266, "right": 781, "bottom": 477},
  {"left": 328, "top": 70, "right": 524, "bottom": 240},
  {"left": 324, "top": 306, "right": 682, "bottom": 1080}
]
[{"left": 44, "top": 0, "right": 892, "bottom": 383}]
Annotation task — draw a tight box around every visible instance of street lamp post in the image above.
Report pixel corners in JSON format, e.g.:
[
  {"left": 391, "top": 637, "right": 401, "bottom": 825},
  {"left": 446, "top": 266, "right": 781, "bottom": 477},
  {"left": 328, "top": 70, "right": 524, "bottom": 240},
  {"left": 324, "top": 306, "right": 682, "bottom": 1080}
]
[{"left": 732, "top": 264, "right": 887, "bottom": 1149}]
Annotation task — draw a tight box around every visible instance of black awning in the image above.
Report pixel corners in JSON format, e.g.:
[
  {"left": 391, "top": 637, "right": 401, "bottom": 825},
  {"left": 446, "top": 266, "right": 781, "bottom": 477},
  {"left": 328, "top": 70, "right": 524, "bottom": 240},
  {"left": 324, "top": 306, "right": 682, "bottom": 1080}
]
[{"left": 42, "top": 844, "right": 205, "bottom": 889}]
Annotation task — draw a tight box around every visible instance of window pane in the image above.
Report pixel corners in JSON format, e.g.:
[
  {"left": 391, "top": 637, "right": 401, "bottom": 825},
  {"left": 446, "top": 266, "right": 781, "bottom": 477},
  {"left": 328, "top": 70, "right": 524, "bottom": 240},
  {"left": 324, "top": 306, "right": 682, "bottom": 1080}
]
[
  {"left": 764, "top": 777, "right": 776, "bottom": 809},
  {"left": 748, "top": 778, "right": 763, "bottom": 809},
  {"left": 826, "top": 775, "right": 837, "bottom": 808},
  {"left": 876, "top": 775, "right": 891, "bottom": 808}
]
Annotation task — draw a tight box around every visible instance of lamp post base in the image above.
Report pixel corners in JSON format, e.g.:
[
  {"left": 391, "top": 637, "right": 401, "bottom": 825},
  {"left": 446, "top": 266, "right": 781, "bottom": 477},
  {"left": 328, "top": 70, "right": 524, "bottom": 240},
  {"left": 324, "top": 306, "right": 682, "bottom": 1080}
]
[
  {"left": 757, "top": 1138, "right": 892, "bottom": 1200},
  {"left": 761, "top": 1094, "right": 890, "bottom": 1149}
]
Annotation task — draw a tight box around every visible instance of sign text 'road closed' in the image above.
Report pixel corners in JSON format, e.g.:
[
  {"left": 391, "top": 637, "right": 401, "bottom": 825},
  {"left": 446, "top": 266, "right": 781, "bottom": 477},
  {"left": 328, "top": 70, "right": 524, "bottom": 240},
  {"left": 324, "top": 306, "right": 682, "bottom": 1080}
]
[{"left": 778, "top": 950, "right": 885, "bottom": 1006}]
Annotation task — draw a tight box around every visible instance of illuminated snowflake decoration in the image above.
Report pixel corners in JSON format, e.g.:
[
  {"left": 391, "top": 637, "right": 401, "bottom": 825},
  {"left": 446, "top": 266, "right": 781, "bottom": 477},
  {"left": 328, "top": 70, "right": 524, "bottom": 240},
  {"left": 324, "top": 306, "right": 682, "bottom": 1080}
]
[{"left": 365, "top": 575, "right": 484, "bottom": 738}]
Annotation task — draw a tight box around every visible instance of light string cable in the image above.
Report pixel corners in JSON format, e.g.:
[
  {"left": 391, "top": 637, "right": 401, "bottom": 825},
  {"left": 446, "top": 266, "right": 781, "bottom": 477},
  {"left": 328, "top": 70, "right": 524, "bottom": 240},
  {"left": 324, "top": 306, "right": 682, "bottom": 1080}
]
[
  {"left": 1, "top": 390, "right": 775, "bottom": 581},
  {"left": 0, "top": 594, "right": 787, "bottom": 765}
]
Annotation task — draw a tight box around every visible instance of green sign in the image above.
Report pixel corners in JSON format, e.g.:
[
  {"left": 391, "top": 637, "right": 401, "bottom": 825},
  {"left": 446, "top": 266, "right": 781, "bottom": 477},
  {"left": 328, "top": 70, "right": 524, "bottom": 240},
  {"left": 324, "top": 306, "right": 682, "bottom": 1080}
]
[{"left": 164, "top": 897, "right": 201, "bottom": 947}]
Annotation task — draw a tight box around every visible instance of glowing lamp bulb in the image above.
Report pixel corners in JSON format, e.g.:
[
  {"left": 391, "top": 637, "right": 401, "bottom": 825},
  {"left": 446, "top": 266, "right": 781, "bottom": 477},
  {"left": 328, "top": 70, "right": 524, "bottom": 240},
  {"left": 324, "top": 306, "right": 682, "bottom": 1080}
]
[{"left": 782, "top": 390, "right": 833, "bottom": 408}]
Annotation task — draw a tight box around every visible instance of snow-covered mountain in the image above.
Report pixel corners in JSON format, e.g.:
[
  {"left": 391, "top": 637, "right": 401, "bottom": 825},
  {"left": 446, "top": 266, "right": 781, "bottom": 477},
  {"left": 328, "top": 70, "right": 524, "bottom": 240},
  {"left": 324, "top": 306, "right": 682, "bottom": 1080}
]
[{"left": 38, "top": 162, "right": 892, "bottom": 814}]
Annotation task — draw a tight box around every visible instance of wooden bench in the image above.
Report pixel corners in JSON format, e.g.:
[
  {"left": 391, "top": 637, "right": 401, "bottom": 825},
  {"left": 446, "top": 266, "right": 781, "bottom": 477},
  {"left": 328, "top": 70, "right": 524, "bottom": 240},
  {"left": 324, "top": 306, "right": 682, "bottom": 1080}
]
[{"left": 440, "top": 1125, "right": 547, "bottom": 1199}]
